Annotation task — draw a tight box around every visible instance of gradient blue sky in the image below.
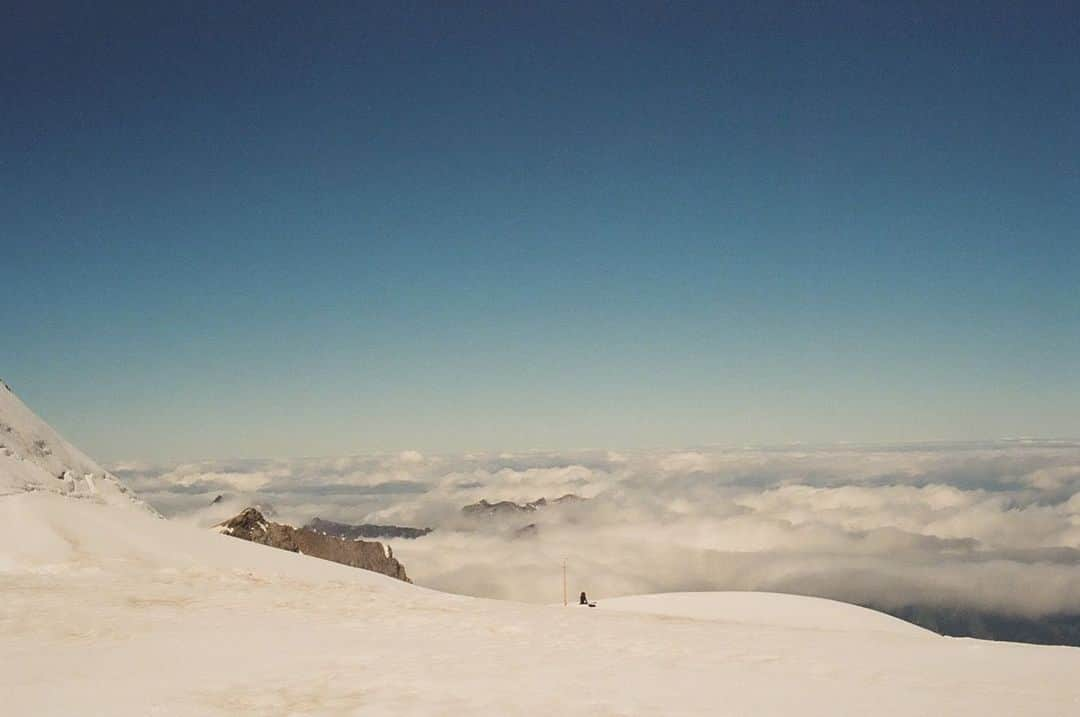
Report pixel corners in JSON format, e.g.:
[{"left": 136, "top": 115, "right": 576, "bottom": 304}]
[{"left": 3, "top": 2, "right": 1079, "bottom": 461}]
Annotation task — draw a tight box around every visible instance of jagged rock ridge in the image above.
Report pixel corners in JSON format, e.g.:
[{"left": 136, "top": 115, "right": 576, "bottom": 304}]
[
  {"left": 305, "top": 516, "right": 432, "bottom": 540},
  {"left": 218, "top": 508, "right": 411, "bottom": 582},
  {"left": 462, "top": 493, "right": 584, "bottom": 517}
]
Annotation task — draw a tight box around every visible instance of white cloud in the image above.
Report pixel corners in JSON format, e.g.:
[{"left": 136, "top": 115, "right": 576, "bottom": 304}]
[{"left": 115, "top": 441, "right": 1080, "bottom": 616}]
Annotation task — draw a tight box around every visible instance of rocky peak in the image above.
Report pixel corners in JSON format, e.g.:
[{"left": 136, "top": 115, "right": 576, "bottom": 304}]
[
  {"left": 218, "top": 507, "right": 271, "bottom": 539},
  {"left": 217, "top": 508, "right": 411, "bottom": 582}
]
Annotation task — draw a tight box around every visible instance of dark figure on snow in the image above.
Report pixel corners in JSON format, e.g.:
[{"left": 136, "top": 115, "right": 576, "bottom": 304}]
[{"left": 579, "top": 591, "right": 588, "bottom": 605}]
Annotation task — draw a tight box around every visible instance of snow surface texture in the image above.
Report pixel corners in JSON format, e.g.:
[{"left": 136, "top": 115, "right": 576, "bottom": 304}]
[
  {"left": 600, "top": 592, "right": 929, "bottom": 636},
  {"left": 4, "top": 493, "right": 1080, "bottom": 716},
  {"left": 4, "top": 389, "right": 1080, "bottom": 714}
]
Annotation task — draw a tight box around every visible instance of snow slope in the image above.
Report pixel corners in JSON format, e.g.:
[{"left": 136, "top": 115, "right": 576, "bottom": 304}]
[
  {"left": 4, "top": 492, "right": 1080, "bottom": 716},
  {"left": 0, "top": 381, "right": 146, "bottom": 510},
  {"left": 3, "top": 390, "right": 1080, "bottom": 714},
  {"left": 601, "top": 591, "right": 930, "bottom": 636}
]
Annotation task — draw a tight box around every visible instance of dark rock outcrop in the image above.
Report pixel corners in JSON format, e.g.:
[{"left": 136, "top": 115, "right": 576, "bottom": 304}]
[
  {"left": 218, "top": 508, "right": 411, "bottom": 582},
  {"left": 462, "top": 494, "right": 585, "bottom": 517},
  {"left": 462, "top": 499, "right": 539, "bottom": 517},
  {"left": 513, "top": 523, "right": 539, "bottom": 539},
  {"left": 305, "top": 517, "right": 432, "bottom": 540}
]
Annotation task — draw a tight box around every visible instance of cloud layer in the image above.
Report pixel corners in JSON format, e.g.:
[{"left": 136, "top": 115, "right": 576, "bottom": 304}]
[{"left": 115, "top": 441, "right": 1080, "bottom": 616}]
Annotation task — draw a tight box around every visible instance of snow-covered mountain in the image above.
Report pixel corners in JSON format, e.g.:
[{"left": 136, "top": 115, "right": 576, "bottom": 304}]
[
  {"left": 3, "top": 386, "right": 1080, "bottom": 714},
  {"left": 0, "top": 380, "right": 147, "bottom": 510}
]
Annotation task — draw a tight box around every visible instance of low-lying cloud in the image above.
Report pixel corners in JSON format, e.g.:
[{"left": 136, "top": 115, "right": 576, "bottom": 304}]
[{"left": 114, "top": 441, "right": 1080, "bottom": 618}]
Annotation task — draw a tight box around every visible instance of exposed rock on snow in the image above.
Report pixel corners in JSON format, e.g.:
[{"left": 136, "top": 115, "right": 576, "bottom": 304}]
[{"left": 218, "top": 507, "right": 411, "bottom": 581}]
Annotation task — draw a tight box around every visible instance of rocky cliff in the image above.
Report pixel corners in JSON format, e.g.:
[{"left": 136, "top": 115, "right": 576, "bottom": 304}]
[{"left": 218, "top": 508, "right": 411, "bottom": 582}]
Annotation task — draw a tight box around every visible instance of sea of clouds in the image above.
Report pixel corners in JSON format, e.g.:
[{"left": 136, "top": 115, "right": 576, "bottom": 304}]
[{"left": 113, "top": 441, "right": 1080, "bottom": 616}]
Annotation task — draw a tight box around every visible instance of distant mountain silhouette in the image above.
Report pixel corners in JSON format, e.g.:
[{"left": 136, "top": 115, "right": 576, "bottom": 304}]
[
  {"left": 306, "top": 516, "right": 432, "bottom": 540},
  {"left": 462, "top": 494, "right": 585, "bottom": 517}
]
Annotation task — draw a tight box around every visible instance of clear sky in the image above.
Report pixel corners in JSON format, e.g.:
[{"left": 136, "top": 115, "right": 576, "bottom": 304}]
[{"left": 3, "top": 2, "right": 1079, "bottom": 462}]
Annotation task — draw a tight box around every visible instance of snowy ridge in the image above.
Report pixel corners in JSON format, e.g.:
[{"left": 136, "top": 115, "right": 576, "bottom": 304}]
[
  {"left": 601, "top": 591, "right": 930, "bottom": 636},
  {"left": 0, "top": 381, "right": 149, "bottom": 511}
]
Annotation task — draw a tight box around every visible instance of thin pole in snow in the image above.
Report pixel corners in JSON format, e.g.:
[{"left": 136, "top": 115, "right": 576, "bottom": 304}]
[{"left": 562, "top": 558, "right": 567, "bottom": 607}]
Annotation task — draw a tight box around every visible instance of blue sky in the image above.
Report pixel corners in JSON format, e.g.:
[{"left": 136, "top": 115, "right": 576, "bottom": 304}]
[{"left": 3, "top": 2, "right": 1078, "bottom": 461}]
